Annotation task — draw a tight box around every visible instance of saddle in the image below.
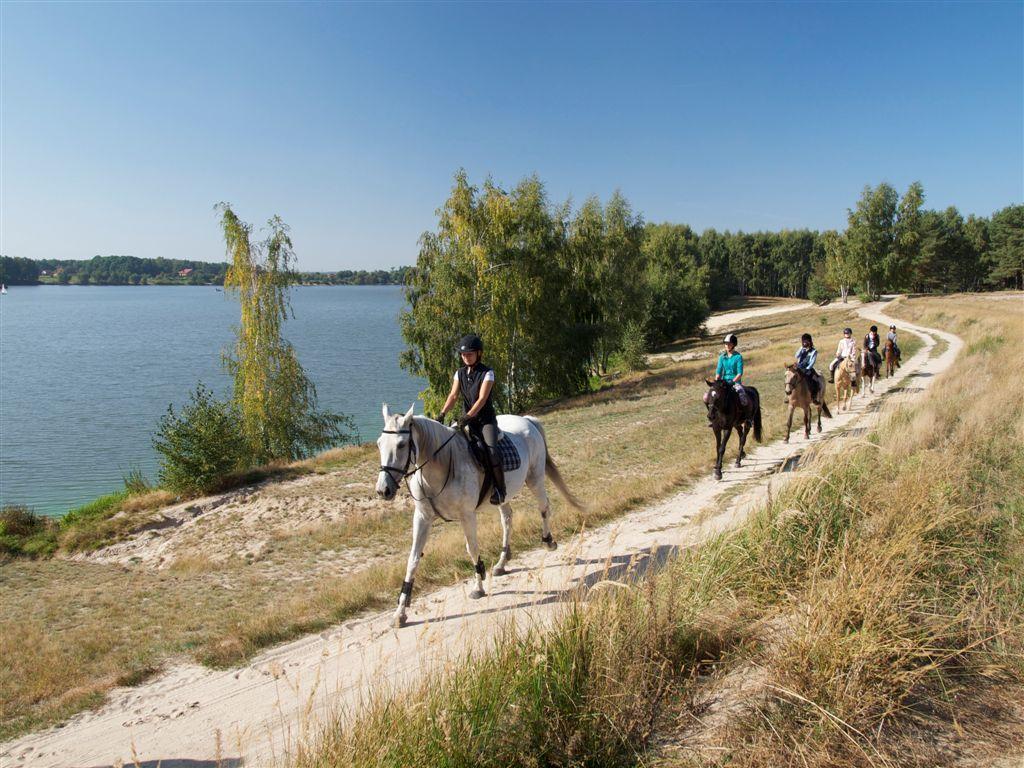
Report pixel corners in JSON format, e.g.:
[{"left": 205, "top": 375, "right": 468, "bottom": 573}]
[
  {"left": 463, "top": 430, "right": 521, "bottom": 473},
  {"left": 460, "top": 427, "right": 522, "bottom": 507}
]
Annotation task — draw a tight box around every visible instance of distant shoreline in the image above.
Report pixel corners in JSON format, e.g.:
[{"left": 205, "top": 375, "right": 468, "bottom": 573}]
[{"left": 5, "top": 281, "right": 405, "bottom": 288}]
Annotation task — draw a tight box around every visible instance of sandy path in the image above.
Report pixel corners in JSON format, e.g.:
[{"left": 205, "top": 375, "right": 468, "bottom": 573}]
[
  {"left": 1, "top": 300, "right": 960, "bottom": 768},
  {"left": 703, "top": 298, "right": 855, "bottom": 334}
]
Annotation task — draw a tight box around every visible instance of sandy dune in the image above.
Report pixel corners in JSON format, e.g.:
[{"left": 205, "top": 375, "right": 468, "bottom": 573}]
[{"left": 1, "top": 299, "right": 961, "bottom": 768}]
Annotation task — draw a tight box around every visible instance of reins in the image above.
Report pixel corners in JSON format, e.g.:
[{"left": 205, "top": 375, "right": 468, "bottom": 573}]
[{"left": 379, "top": 425, "right": 460, "bottom": 511}]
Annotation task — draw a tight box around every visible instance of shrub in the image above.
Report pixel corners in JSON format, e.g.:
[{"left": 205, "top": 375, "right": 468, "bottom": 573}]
[
  {"left": 619, "top": 320, "right": 648, "bottom": 372},
  {"left": 152, "top": 383, "right": 250, "bottom": 495},
  {"left": 121, "top": 466, "right": 151, "bottom": 494},
  {"left": 0, "top": 505, "right": 58, "bottom": 558},
  {"left": 807, "top": 265, "right": 832, "bottom": 304}
]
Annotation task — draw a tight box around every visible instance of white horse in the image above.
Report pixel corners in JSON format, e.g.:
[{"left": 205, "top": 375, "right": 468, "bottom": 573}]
[{"left": 376, "top": 404, "right": 584, "bottom": 628}]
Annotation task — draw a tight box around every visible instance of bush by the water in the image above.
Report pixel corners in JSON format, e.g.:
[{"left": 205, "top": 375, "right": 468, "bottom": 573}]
[
  {"left": 153, "top": 383, "right": 249, "bottom": 494},
  {"left": 0, "top": 505, "right": 57, "bottom": 558}
]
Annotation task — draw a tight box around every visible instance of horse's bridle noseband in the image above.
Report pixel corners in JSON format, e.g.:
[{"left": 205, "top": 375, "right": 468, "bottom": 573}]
[
  {"left": 379, "top": 426, "right": 459, "bottom": 506},
  {"left": 379, "top": 428, "right": 414, "bottom": 482}
]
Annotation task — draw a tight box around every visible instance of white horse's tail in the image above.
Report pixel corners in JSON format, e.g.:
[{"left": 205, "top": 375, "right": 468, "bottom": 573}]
[{"left": 524, "top": 416, "right": 587, "bottom": 512}]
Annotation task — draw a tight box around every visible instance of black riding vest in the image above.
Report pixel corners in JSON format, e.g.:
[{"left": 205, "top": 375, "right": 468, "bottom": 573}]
[{"left": 457, "top": 363, "right": 498, "bottom": 425}]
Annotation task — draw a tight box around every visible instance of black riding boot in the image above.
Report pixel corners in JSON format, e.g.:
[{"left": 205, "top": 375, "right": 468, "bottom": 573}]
[{"left": 489, "top": 450, "right": 506, "bottom": 505}]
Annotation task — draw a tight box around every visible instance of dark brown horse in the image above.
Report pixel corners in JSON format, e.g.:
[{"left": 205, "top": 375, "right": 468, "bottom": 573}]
[
  {"left": 705, "top": 380, "right": 762, "bottom": 480},
  {"left": 860, "top": 347, "right": 878, "bottom": 394},
  {"left": 884, "top": 339, "right": 898, "bottom": 378}
]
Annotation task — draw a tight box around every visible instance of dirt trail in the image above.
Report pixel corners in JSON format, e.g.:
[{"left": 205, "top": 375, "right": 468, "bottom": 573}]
[{"left": 1, "top": 300, "right": 961, "bottom": 768}]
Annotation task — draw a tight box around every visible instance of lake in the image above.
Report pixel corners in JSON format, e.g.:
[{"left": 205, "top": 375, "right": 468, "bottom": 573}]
[{"left": 0, "top": 285, "right": 425, "bottom": 516}]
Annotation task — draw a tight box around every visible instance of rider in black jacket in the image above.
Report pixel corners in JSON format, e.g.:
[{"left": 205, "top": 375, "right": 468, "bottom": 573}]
[{"left": 439, "top": 334, "right": 506, "bottom": 505}]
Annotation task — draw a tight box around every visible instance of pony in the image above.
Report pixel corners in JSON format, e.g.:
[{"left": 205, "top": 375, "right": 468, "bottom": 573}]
[
  {"left": 784, "top": 364, "right": 832, "bottom": 442},
  {"left": 834, "top": 353, "right": 858, "bottom": 411},
  {"left": 376, "top": 404, "right": 584, "bottom": 628},
  {"left": 884, "top": 339, "right": 898, "bottom": 378},
  {"left": 704, "top": 379, "right": 762, "bottom": 480},
  {"left": 859, "top": 347, "right": 878, "bottom": 395}
]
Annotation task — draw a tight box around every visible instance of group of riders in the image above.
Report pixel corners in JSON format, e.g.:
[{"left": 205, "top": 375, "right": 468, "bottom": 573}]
[
  {"left": 706, "top": 323, "right": 901, "bottom": 408},
  {"left": 440, "top": 324, "right": 902, "bottom": 508}
]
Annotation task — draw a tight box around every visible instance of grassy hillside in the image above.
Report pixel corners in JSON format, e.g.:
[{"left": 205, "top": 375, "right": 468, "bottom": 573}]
[
  {"left": 286, "top": 294, "right": 1023, "bottom": 767},
  {"left": 0, "top": 303, "right": 913, "bottom": 740}
]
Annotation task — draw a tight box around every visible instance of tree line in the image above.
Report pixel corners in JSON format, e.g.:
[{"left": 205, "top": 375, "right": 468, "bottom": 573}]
[
  {"left": 402, "top": 172, "right": 1022, "bottom": 414},
  {"left": 0, "top": 255, "right": 409, "bottom": 287}
]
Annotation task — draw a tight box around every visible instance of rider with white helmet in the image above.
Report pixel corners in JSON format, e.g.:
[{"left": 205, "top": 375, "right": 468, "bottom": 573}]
[
  {"left": 705, "top": 333, "right": 750, "bottom": 408},
  {"left": 828, "top": 327, "right": 858, "bottom": 383},
  {"left": 887, "top": 324, "right": 902, "bottom": 366}
]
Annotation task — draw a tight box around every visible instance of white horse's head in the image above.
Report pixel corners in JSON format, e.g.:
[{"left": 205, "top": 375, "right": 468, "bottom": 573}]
[{"left": 376, "top": 403, "right": 416, "bottom": 501}]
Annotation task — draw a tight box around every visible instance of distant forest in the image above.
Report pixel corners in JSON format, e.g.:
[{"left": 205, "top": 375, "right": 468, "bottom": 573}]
[{"left": 0, "top": 255, "right": 410, "bottom": 287}]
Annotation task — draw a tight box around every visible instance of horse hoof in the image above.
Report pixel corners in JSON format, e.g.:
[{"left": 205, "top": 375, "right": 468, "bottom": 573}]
[
  {"left": 714, "top": 470, "right": 723, "bottom": 480},
  {"left": 545, "top": 539, "right": 558, "bottom": 551},
  {"left": 492, "top": 565, "right": 506, "bottom": 577},
  {"left": 469, "top": 589, "right": 486, "bottom": 600},
  {"left": 394, "top": 614, "right": 407, "bottom": 629},
  {"left": 783, "top": 438, "right": 789, "bottom": 444}
]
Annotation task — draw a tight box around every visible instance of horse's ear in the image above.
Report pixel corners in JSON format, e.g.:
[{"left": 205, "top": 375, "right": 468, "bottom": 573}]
[
  {"left": 705, "top": 378, "right": 714, "bottom": 387},
  {"left": 404, "top": 403, "right": 415, "bottom": 421},
  {"left": 382, "top": 402, "right": 391, "bottom": 420}
]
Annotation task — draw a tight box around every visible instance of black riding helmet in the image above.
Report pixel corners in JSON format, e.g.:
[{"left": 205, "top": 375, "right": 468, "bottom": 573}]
[
  {"left": 457, "top": 334, "right": 483, "bottom": 354},
  {"left": 801, "top": 333, "right": 813, "bottom": 344},
  {"left": 870, "top": 325, "right": 878, "bottom": 333},
  {"left": 843, "top": 327, "right": 852, "bottom": 334}
]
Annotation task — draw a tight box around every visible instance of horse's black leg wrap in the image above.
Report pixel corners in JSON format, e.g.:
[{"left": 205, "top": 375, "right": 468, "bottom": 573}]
[
  {"left": 475, "top": 558, "right": 486, "bottom": 577},
  {"left": 399, "top": 579, "right": 414, "bottom": 605},
  {"left": 541, "top": 532, "right": 553, "bottom": 545}
]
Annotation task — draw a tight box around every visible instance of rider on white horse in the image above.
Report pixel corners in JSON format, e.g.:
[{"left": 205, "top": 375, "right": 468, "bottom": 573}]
[{"left": 439, "top": 334, "right": 505, "bottom": 505}]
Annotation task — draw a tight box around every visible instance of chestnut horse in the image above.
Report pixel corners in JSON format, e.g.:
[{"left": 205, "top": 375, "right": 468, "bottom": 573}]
[
  {"left": 884, "top": 339, "right": 898, "bottom": 378},
  {"left": 784, "top": 364, "right": 832, "bottom": 442}
]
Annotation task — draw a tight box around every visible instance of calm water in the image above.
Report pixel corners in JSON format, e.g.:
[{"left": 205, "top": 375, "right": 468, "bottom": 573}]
[{"left": 0, "top": 285, "right": 424, "bottom": 515}]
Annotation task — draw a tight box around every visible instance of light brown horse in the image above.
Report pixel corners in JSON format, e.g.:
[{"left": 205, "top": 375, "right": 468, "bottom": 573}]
[
  {"left": 884, "top": 339, "right": 898, "bottom": 378},
  {"left": 784, "top": 364, "right": 832, "bottom": 442},
  {"left": 834, "top": 353, "right": 858, "bottom": 411}
]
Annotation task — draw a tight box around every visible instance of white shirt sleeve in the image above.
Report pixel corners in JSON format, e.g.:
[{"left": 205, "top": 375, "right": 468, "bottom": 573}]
[{"left": 455, "top": 370, "right": 496, "bottom": 383}]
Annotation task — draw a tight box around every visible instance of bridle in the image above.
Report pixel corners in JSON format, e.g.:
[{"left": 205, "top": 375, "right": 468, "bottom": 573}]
[
  {"left": 785, "top": 368, "right": 797, "bottom": 396},
  {"left": 379, "top": 425, "right": 459, "bottom": 505}
]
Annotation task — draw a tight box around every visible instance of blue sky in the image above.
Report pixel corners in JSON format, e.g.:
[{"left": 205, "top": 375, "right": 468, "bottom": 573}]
[{"left": 2, "top": 2, "right": 1021, "bottom": 271}]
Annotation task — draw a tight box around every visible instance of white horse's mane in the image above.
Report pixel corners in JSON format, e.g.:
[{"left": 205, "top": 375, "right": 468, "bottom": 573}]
[{"left": 409, "top": 414, "right": 457, "bottom": 460}]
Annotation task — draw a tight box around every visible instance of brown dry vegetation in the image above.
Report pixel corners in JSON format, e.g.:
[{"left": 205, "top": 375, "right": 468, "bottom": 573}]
[
  {"left": 287, "top": 294, "right": 1023, "bottom": 768},
  {"left": 0, "top": 304, "right": 910, "bottom": 740}
]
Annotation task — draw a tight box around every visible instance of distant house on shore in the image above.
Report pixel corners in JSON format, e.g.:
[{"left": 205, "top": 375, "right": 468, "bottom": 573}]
[{"left": 178, "top": 267, "right": 194, "bottom": 277}]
